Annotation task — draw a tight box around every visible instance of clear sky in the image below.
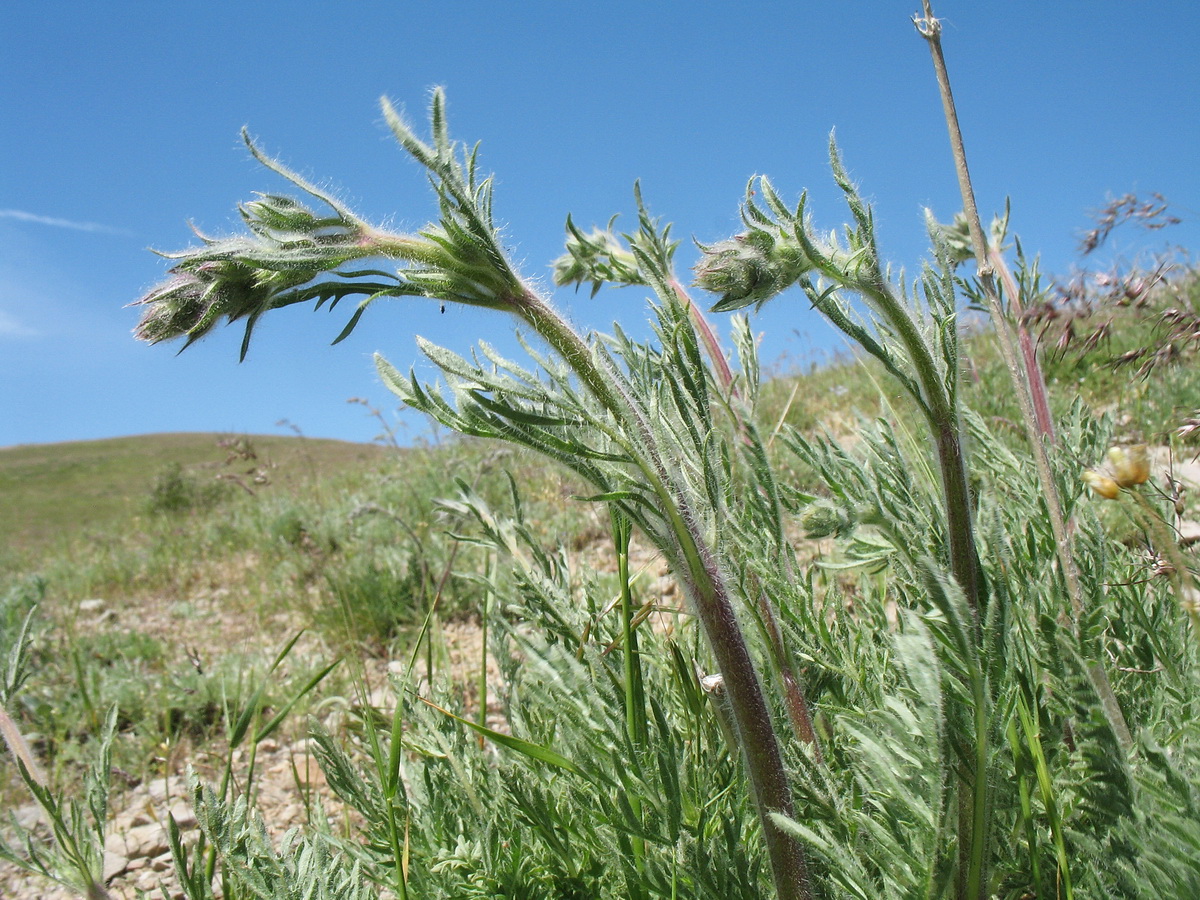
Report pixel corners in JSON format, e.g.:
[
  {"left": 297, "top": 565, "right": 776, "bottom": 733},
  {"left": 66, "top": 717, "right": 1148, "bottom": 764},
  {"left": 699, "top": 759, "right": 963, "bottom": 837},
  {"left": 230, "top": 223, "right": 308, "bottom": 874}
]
[{"left": 2, "top": 2, "right": 1197, "bottom": 448}]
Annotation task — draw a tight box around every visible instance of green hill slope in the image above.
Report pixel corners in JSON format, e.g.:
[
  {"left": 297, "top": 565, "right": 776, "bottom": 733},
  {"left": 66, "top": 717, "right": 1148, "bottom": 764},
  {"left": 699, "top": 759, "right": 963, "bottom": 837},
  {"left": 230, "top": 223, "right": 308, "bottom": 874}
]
[{"left": 0, "top": 432, "right": 387, "bottom": 554}]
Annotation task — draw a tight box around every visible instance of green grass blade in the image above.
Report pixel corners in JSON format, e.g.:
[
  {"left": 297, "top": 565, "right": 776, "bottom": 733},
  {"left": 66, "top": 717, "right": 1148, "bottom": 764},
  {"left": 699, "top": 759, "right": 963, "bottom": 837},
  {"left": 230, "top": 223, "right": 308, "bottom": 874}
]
[{"left": 418, "top": 696, "right": 584, "bottom": 776}]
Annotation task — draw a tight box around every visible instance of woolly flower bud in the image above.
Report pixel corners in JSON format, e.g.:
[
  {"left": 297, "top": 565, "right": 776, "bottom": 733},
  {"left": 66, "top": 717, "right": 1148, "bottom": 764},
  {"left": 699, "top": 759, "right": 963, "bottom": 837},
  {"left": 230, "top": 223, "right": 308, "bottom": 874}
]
[
  {"left": 696, "top": 231, "right": 812, "bottom": 312},
  {"left": 552, "top": 224, "right": 640, "bottom": 295},
  {"left": 1082, "top": 470, "right": 1121, "bottom": 500},
  {"left": 799, "top": 499, "right": 853, "bottom": 539},
  {"left": 132, "top": 193, "right": 378, "bottom": 350},
  {"left": 133, "top": 255, "right": 280, "bottom": 347},
  {"left": 1107, "top": 444, "right": 1150, "bottom": 488}
]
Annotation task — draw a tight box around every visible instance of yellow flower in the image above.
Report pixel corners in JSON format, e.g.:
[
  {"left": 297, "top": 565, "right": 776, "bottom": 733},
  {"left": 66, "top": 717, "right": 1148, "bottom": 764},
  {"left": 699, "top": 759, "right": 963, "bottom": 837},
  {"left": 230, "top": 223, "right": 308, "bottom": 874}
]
[
  {"left": 1082, "top": 469, "right": 1120, "bottom": 500},
  {"left": 1107, "top": 444, "right": 1151, "bottom": 487}
]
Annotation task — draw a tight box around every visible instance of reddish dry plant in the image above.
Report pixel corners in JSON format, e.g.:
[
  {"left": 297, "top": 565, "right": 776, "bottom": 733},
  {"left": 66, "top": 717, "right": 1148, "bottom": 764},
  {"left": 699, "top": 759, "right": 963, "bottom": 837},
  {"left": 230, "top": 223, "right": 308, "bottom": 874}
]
[
  {"left": 1178, "top": 414, "right": 1200, "bottom": 442},
  {"left": 1020, "top": 193, "right": 1198, "bottom": 377},
  {"left": 1033, "top": 265, "right": 1200, "bottom": 377},
  {"left": 1078, "top": 191, "right": 1181, "bottom": 256}
]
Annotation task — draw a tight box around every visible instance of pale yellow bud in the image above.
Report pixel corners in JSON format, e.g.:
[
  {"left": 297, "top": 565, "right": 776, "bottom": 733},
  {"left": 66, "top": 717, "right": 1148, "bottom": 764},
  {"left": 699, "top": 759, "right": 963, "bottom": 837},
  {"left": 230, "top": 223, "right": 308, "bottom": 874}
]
[
  {"left": 1107, "top": 444, "right": 1151, "bottom": 487},
  {"left": 1181, "top": 585, "right": 1200, "bottom": 615},
  {"left": 1082, "top": 469, "right": 1121, "bottom": 500}
]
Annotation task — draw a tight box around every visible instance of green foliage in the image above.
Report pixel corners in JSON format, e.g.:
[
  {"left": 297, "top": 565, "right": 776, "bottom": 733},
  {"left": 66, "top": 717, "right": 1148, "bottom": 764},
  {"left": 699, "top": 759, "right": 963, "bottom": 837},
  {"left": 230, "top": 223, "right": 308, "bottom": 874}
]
[
  {"left": 268, "top": 508, "right": 309, "bottom": 546},
  {"left": 1, "top": 625, "right": 337, "bottom": 900},
  {"left": 0, "top": 708, "right": 117, "bottom": 897},
  {"left": 7, "top": 620, "right": 304, "bottom": 784},
  {"left": 146, "top": 462, "right": 230, "bottom": 516},
  {"left": 0, "top": 577, "right": 44, "bottom": 669},
  {"left": 291, "top": 487, "right": 775, "bottom": 899},
  {"left": 188, "top": 780, "right": 378, "bottom": 900},
  {"left": 1, "top": 599, "right": 116, "bottom": 899},
  {"left": 320, "top": 552, "right": 427, "bottom": 651}
]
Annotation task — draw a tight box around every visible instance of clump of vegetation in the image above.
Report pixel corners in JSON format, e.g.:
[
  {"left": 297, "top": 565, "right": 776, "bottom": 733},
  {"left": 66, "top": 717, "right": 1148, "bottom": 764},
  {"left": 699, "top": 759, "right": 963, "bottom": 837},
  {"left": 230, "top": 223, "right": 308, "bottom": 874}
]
[
  {"left": 320, "top": 553, "right": 427, "bottom": 652},
  {"left": 4, "top": 6, "right": 1199, "bottom": 900},
  {"left": 145, "top": 462, "right": 230, "bottom": 516}
]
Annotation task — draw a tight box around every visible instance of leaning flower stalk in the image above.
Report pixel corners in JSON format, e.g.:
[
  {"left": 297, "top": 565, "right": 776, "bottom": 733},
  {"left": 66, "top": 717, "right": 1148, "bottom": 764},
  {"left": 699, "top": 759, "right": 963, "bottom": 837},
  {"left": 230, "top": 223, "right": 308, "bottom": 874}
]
[
  {"left": 495, "top": 231, "right": 818, "bottom": 900},
  {"left": 912, "top": 2, "right": 1135, "bottom": 768},
  {"left": 555, "top": 185, "right": 823, "bottom": 760},
  {"left": 694, "top": 139, "right": 997, "bottom": 899},
  {"left": 134, "top": 89, "right": 814, "bottom": 900}
]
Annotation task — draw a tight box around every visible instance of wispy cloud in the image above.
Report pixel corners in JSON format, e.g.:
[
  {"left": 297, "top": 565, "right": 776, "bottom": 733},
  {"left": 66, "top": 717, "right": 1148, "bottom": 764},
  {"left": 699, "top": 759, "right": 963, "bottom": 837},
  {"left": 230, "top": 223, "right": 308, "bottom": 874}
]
[
  {"left": 0, "top": 311, "right": 39, "bottom": 338},
  {"left": 0, "top": 208, "right": 135, "bottom": 237}
]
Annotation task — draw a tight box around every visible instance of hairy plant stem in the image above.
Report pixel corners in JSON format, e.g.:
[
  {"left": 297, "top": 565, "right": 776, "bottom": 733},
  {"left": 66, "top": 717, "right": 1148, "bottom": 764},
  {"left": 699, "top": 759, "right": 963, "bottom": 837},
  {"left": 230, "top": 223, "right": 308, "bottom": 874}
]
[
  {"left": 990, "top": 248, "right": 1055, "bottom": 439},
  {"left": 670, "top": 276, "right": 737, "bottom": 398},
  {"left": 614, "top": 512, "right": 649, "bottom": 879},
  {"left": 915, "top": 0, "right": 1133, "bottom": 758},
  {"left": 515, "top": 287, "right": 813, "bottom": 900},
  {"left": 478, "top": 551, "right": 493, "bottom": 745},
  {"left": 672, "top": 274, "right": 824, "bottom": 760},
  {"left": 0, "top": 702, "right": 45, "bottom": 791},
  {"left": 755, "top": 587, "right": 823, "bottom": 762},
  {"left": 930, "top": 415, "right": 984, "bottom": 616},
  {"left": 849, "top": 271, "right": 984, "bottom": 619}
]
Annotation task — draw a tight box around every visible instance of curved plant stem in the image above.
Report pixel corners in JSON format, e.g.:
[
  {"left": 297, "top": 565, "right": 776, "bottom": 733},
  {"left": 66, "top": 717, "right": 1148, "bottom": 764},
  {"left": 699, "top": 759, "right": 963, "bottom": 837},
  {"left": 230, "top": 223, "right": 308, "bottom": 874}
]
[
  {"left": 990, "top": 248, "right": 1055, "bottom": 439},
  {"left": 613, "top": 512, "right": 649, "bottom": 879},
  {"left": 669, "top": 276, "right": 737, "bottom": 399},
  {"left": 669, "top": 274, "right": 824, "bottom": 761},
  {"left": 845, "top": 269, "right": 984, "bottom": 620},
  {"left": 517, "top": 287, "right": 814, "bottom": 900},
  {"left": 755, "top": 586, "right": 823, "bottom": 761}
]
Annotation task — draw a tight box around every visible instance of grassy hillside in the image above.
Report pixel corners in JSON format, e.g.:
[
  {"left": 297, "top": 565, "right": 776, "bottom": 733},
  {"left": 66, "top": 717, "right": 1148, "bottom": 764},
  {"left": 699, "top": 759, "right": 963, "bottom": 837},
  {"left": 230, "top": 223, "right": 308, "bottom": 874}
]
[{"left": 0, "top": 433, "right": 388, "bottom": 556}]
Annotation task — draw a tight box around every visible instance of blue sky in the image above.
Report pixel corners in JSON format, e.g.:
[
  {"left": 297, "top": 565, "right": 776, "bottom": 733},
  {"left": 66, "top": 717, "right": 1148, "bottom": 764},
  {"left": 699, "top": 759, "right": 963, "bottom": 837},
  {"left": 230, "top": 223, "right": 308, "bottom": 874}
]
[{"left": 2, "top": 2, "right": 1197, "bottom": 448}]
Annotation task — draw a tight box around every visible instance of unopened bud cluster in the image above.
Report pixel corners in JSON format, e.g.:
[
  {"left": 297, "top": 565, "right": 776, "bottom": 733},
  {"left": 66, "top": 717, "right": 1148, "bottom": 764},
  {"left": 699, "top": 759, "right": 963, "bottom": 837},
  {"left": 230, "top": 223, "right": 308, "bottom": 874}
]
[
  {"left": 132, "top": 192, "right": 378, "bottom": 350},
  {"left": 553, "top": 222, "right": 642, "bottom": 295},
  {"left": 695, "top": 230, "right": 814, "bottom": 312},
  {"left": 799, "top": 499, "right": 856, "bottom": 539}
]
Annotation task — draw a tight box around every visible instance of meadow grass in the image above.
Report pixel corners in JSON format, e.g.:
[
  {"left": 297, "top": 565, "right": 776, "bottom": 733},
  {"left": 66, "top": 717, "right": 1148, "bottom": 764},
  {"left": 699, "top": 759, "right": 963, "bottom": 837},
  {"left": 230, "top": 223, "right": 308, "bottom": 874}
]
[{"left": 0, "top": 433, "right": 389, "bottom": 558}]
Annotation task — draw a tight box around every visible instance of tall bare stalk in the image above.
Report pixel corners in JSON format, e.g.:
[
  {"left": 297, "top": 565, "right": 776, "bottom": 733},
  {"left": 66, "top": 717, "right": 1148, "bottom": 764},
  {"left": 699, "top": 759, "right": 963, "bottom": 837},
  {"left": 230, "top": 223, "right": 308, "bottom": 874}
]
[{"left": 913, "top": 1, "right": 1133, "bottom": 757}]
